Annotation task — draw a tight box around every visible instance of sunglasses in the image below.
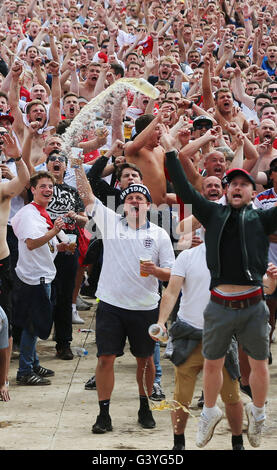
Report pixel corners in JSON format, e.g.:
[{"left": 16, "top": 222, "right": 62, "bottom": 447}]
[
  {"left": 193, "top": 122, "right": 213, "bottom": 130},
  {"left": 48, "top": 155, "right": 66, "bottom": 163},
  {"left": 85, "top": 45, "right": 94, "bottom": 49},
  {"left": 101, "top": 45, "right": 108, "bottom": 49},
  {"left": 268, "top": 88, "right": 277, "bottom": 93}
]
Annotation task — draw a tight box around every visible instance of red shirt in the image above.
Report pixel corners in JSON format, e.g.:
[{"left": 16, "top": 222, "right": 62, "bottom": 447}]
[{"left": 254, "top": 136, "right": 277, "bottom": 149}]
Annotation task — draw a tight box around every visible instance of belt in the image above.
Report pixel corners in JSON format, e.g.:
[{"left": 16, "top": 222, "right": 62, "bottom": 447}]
[{"left": 211, "top": 293, "right": 263, "bottom": 310}]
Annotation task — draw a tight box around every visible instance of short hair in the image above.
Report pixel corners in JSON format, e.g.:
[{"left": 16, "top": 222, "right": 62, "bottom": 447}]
[
  {"left": 46, "top": 149, "right": 68, "bottom": 165},
  {"left": 63, "top": 92, "right": 79, "bottom": 103},
  {"left": 127, "top": 61, "right": 140, "bottom": 70},
  {"left": 30, "top": 170, "right": 56, "bottom": 188},
  {"left": 214, "top": 88, "right": 232, "bottom": 101},
  {"left": 254, "top": 93, "right": 272, "bottom": 104},
  {"left": 259, "top": 102, "right": 277, "bottom": 118},
  {"left": 0, "top": 91, "right": 8, "bottom": 102},
  {"left": 160, "top": 99, "right": 178, "bottom": 111},
  {"left": 56, "top": 119, "right": 72, "bottom": 135},
  {"left": 25, "top": 100, "right": 47, "bottom": 115},
  {"left": 135, "top": 114, "right": 155, "bottom": 135},
  {"left": 110, "top": 63, "right": 124, "bottom": 77},
  {"left": 115, "top": 162, "right": 143, "bottom": 181},
  {"left": 156, "top": 80, "right": 171, "bottom": 89}
]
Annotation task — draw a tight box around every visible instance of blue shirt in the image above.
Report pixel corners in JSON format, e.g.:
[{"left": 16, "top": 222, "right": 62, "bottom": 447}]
[{"left": 262, "top": 56, "right": 276, "bottom": 76}]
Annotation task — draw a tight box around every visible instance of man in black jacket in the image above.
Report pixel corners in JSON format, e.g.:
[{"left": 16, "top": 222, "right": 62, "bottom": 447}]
[{"left": 161, "top": 131, "right": 277, "bottom": 449}]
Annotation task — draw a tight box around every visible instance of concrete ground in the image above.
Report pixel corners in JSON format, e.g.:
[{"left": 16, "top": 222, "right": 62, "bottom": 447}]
[{"left": 1, "top": 297, "right": 277, "bottom": 453}]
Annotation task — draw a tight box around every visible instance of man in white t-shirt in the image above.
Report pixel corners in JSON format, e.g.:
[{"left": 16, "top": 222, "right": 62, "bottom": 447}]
[
  {"left": 75, "top": 167, "right": 175, "bottom": 433},
  {"left": 11, "top": 171, "right": 71, "bottom": 386}
]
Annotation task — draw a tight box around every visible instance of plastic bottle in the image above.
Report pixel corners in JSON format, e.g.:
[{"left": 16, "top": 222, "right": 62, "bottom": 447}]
[
  {"left": 148, "top": 324, "right": 168, "bottom": 343},
  {"left": 71, "top": 347, "right": 88, "bottom": 357}
]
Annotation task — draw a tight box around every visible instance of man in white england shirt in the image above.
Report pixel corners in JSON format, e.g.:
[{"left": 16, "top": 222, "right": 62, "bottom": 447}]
[{"left": 74, "top": 166, "right": 175, "bottom": 433}]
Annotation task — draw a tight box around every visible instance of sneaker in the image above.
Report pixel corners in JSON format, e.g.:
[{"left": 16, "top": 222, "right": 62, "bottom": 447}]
[
  {"left": 197, "top": 391, "right": 204, "bottom": 408},
  {"left": 239, "top": 381, "right": 252, "bottom": 399},
  {"left": 138, "top": 408, "right": 156, "bottom": 429},
  {"left": 196, "top": 407, "right": 223, "bottom": 448},
  {"left": 56, "top": 347, "right": 74, "bottom": 360},
  {"left": 72, "top": 308, "right": 85, "bottom": 324},
  {"left": 92, "top": 414, "right": 113, "bottom": 434},
  {"left": 33, "top": 365, "right": 55, "bottom": 377},
  {"left": 16, "top": 372, "right": 51, "bottom": 386},
  {"left": 85, "top": 375, "right": 96, "bottom": 390},
  {"left": 245, "top": 402, "right": 265, "bottom": 448},
  {"left": 150, "top": 383, "right": 166, "bottom": 401},
  {"left": 76, "top": 295, "right": 90, "bottom": 311}
]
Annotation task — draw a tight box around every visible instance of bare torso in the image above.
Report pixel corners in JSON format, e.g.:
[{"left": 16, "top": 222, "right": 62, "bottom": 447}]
[
  {"left": 216, "top": 284, "right": 255, "bottom": 293},
  {"left": 125, "top": 144, "right": 167, "bottom": 206},
  {"left": 78, "top": 83, "right": 96, "bottom": 102}
]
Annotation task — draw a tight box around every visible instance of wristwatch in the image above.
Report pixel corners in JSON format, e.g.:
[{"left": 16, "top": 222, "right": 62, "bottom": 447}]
[{"left": 188, "top": 101, "right": 194, "bottom": 108}]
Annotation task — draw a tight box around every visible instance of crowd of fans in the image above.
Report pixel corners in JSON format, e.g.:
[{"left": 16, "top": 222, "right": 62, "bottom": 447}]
[{"left": 0, "top": 0, "right": 277, "bottom": 450}]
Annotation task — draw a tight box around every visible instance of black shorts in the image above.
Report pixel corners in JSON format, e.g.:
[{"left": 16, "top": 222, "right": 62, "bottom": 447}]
[
  {"left": 0, "top": 256, "right": 13, "bottom": 337},
  {"left": 96, "top": 301, "right": 159, "bottom": 358}
]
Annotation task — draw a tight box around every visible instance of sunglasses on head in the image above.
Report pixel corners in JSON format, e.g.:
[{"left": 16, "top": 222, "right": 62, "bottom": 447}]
[
  {"left": 193, "top": 122, "right": 213, "bottom": 130},
  {"left": 48, "top": 155, "right": 66, "bottom": 162}
]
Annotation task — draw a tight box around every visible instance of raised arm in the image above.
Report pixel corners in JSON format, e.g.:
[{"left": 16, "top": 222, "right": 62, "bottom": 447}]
[
  {"left": 48, "top": 61, "right": 61, "bottom": 128},
  {"left": 1, "top": 134, "right": 30, "bottom": 198}
]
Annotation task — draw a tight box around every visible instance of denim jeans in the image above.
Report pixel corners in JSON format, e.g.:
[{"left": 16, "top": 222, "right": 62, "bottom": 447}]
[
  {"left": 153, "top": 341, "right": 162, "bottom": 384},
  {"left": 18, "top": 283, "right": 51, "bottom": 376}
]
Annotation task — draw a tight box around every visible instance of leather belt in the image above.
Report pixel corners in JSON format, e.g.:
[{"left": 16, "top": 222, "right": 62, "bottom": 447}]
[{"left": 211, "top": 293, "right": 263, "bottom": 310}]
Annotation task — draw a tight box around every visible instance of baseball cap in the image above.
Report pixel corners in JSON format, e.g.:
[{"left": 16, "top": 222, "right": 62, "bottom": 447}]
[
  {"left": 225, "top": 168, "right": 256, "bottom": 190},
  {"left": 192, "top": 115, "right": 213, "bottom": 129},
  {"left": 120, "top": 184, "right": 152, "bottom": 203},
  {"left": 0, "top": 113, "right": 14, "bottom": 124}
]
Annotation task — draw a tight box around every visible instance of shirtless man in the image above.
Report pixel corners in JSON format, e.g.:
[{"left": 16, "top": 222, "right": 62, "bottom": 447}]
[
  {"left": 8, "top": 60, "right": 61, "bottom": 165},
  {"left": 252, "top": 119, "right": 277, "bottom": 193},
  {"left": 213, "top": 88, "right": 249, "bottom": 134},
  {"left": 0, "top": 132, "right": 30, "bottom": 392},
  {"left": 78, "top": 62, "right": 101, "bottom": 102},
  {"left": 124, "top": 113, "right": 170, "bottom": 207}
]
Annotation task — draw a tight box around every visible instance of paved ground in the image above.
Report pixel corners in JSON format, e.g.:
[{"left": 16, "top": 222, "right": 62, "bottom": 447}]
[{"left": 1, "top": 297, "right": 277, "bottom": 454}]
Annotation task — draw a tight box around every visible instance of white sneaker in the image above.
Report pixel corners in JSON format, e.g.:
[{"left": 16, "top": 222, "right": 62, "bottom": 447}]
[
  {"left": 72, "top": 309, "right": 85, "bottom": 324},
  {"left": 245, "top": 403, "right": 265, "bottom": 448},
  {"left": 196, "top": 406, "right": 223, "bottom": 448}
]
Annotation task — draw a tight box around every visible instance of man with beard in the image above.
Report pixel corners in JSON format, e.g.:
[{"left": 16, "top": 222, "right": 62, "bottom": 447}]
[
  {"left": 9, "top": 60, "right": 61, "bottom": 165},
  {"left": 162, "top": 129, "right": 277, "bottom": 449},
  {"left": 148, "top": 58, "right": 174, "bottom": 87}
]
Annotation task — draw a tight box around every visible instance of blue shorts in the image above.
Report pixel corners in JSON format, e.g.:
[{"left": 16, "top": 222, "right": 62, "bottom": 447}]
[{"left": 96, "top": 301, "right": 158, "bottom": 358}]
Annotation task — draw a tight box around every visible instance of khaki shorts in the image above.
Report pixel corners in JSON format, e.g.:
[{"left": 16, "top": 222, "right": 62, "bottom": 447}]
[{"left": 173, "top": 342, "right": 240, "bottom": 407}]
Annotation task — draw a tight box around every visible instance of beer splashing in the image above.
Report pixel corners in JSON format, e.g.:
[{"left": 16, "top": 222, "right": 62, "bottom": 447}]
[{"left": 142, "top": 357, "right": 195, "bottom": 418}]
